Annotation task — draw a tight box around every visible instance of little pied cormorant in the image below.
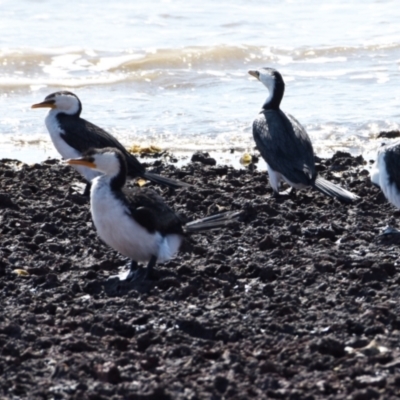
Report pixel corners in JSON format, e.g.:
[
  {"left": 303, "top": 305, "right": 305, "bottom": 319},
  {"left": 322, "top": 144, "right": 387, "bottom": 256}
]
[
  {"left": 32, "top": 91, "right": 190, "bottom": 195},
  {"left": 67, "top": 147, "right": 241, "bottom": 282},
  {"left": 370, "top": 141, "right": 400, "bottom": 235},
  {"left": 248, "top": 68, "right": 359, "bottom": 203},
  {"left": 371, "top": 141, "right": 400, "bottom": 208}
]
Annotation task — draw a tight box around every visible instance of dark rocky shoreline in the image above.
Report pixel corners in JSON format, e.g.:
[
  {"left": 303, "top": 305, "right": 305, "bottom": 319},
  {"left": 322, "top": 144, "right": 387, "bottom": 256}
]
[{"left": 1, "top": 152, "right": 400, "bottom": 399}]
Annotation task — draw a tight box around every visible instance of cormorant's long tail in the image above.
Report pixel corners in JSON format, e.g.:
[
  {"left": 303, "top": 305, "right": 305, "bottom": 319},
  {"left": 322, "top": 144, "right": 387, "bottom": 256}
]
[
  {"left": 184, "top": 211, "right": 242, "bottom": 232},
  {"left": 141, "top": 171, "right": 192, "bottom": 189},
  {"left": 313, "top": 177, "right": 359, "bottom": 203}
]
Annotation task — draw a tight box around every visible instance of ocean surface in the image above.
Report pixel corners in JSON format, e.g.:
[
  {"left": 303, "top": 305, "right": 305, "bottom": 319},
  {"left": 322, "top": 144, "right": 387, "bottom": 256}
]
[{"left": 1, "top": 0, "right": 399, "bottom": 165}]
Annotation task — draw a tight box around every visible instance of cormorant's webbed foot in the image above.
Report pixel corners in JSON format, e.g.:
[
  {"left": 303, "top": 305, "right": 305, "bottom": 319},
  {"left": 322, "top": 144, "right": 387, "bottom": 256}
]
[
  {"left": 107, "top": 257, "right": 157, "bottom": 283},
  {"left": 272, "top": 187, "right": 294, "bottom": 198},
  {"left": 280, "top": 187, "right": 295, "bottom": 196},
  {"left": 122, "top": 256, "right": 158, "bottom": 282},
  {"left": 126, "top": 266, "right": 148, "bottom": 282},
  {"left": 107, "top": 260, "right": 139, "bottom": 282},
  {"left": 104, "top": 259, "right": 157, "bottom": 296}
]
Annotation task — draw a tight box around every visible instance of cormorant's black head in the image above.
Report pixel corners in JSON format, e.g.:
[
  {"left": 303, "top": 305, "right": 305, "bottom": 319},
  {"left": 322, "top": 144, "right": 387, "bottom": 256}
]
[
  {"left": 32, "top": 91, "right": 82, "bottom": 116},
  {"left": 67, "top": 147, "right": 128, "bottom": 190},
  {"left": 248, "top": 67, "right": 285, "bottom": 110}
]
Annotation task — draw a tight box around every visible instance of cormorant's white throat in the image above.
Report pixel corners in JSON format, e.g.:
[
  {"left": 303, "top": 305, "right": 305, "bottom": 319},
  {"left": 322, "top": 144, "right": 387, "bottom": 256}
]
[{"left": 249, "top": 69, "right": 277, "bottom": 108}]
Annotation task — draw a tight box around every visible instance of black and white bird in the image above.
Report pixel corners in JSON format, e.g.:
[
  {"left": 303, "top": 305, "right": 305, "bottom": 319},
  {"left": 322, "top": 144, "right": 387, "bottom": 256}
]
[
  {"left": 32, "top": 91, "right": 190, "bottom": 195},
  {"left": 370, "top": 141, "right": 400, "bottom": 235},
  {"left": 248, "top": 67, "right": 359, "bottom": 203},
  {"left": 370, "top": 141, "right": 400, "bottom": 207},
  {"left": 67, "top": 147, "right": 241, "bottom": 282}
]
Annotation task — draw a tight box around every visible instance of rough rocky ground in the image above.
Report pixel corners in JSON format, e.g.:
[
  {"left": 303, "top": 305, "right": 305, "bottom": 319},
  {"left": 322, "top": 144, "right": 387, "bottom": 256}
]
[{"left": 1, "top": 152, "right": 400, "bottom": 400}]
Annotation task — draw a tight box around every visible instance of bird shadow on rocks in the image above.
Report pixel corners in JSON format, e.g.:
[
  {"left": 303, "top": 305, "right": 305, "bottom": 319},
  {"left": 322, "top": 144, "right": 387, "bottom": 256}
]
[{"left": 103, "top": 277, "right": 154, "bottom": 296}]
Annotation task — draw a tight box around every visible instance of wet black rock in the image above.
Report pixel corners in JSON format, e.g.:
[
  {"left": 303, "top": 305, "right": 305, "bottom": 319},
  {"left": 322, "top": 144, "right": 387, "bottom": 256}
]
[
  {"left": 1, "top": 153, "right": 400, "bottom": 399},
  {"left": 191, "top": 151, "right": 217, "bottom": 166},
  {"left": 377, "top": 130, "right": 400, "bottom": 139}
]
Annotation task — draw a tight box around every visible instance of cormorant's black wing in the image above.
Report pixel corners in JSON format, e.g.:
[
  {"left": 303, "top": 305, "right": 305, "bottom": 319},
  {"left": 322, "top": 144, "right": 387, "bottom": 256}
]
[
  {"left": 252, "top": 109, "right": 316, "bottom": 185},
  {"left": 121, "top": 187, "right": 185, "bottom": 236},
  {"left": 58, "top": 114, "right": 145, "bottom": 176}
]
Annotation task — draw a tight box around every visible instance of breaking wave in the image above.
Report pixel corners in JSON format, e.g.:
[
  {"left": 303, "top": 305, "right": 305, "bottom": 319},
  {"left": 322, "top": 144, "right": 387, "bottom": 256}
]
[{"left": 1, "top": 42, "right": 398, "bottom": 89}]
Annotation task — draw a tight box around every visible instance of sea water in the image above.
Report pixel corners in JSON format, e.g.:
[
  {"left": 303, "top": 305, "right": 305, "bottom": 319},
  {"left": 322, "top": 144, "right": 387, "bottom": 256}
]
[{"left": 0, "top": 0, "right": 399, "bottom": 164}]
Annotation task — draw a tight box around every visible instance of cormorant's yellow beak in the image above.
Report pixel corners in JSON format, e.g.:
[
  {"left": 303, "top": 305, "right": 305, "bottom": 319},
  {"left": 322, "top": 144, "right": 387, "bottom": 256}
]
[
  {"left": 248, "top": 70, "right": 260, "bottom": 80},
  {"left": 66, "top": 158, "right": 96, "bottom": 169},
  {"left": 31, "top": 100, "right": 56, "bottom": 109}
]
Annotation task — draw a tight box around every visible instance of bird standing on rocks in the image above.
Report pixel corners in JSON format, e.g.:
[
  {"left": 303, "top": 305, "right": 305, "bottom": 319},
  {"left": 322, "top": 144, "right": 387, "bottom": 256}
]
[
  {"left": 370, "top": 141, "right": 400, "bottom": 236},
  {"left": 371, "top": 141, "right": 400, "bottom": 208},
  {"left": 248, "top": 67, "right": 358, "bottom": 203},
  {"left": 32, "top": 91, "right": 190, "bottom": 195},
  {"left": 67, "top": 147, "right": 241, "bottom": 282}
]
